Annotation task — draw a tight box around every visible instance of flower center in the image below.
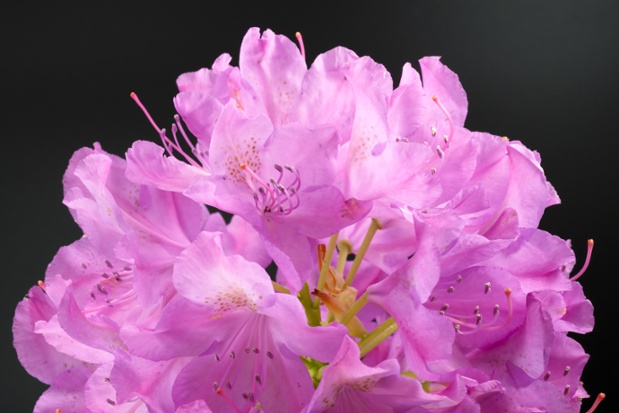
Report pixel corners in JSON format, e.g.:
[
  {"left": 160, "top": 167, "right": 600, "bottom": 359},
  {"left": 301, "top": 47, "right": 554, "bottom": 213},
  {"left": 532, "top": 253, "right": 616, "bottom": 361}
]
[
  {"left": 427, "top": 276, "right": 514, "bottom": 335},
  {"left": 83, "top": 259, "right": 137, "bottom": 315},
  {"left": 240, "top": 163, "right": 301, "bottom": 216}
]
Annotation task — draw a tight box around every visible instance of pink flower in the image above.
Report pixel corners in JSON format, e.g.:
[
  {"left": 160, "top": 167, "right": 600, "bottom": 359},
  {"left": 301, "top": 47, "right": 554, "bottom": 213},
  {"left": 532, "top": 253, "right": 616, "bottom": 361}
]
[{"left": 14, "top": 28, "right": 603, "bottom": 413}]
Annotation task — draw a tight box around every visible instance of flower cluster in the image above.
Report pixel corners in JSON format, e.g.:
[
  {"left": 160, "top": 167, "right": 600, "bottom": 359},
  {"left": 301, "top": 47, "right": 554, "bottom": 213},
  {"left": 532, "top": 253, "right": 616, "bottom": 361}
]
[{"left": 14, "top": 28, "right": 604, "bottom": 412}]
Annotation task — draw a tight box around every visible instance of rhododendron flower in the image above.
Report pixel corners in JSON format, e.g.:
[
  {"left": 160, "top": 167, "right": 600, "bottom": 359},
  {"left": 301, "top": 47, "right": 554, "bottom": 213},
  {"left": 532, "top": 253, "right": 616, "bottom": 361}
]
[{"left": 14, "top": 27, "right": 605, "bottom": 413}]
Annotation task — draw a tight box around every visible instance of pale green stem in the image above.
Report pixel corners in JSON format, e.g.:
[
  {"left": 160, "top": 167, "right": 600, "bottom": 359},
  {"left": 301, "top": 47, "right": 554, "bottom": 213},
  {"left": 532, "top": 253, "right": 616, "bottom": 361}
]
[
  {"left": 359, "top": 319, "right": 399, "bottom": 357},
  {"left": 336, "top": 240, "right": 352, "bottom": 276},
  {"left": 340, "top": 291, "right": 369, "bottom": 326},
  {"left": 344, "top": 218, "right": 382, "bottom": 288},
  {"left": 358, "top": 316, "right": 396, "bottom": 349},
  {"left": 272, "top": 281, "right": 290, "bottom": 294}
]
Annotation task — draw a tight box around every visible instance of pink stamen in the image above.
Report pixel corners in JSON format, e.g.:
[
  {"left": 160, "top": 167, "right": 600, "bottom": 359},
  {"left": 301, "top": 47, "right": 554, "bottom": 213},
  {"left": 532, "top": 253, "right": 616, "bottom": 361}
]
[
  {"left": 585, "top": 393, "right": 606, "bottom": 413},
  {"left": 432, "top": 95, "right": 454, "bottom": 150},
  {"left": 130, "top": 92, "right": 202, "bottom": 168},
  {"left": 130, "top": 92, "right": 162, "bottom": 132},
  {"left": 241, "top": 163, "right": 301, "bottom": 216},
  {"left": 295, "top": 31, "right": 306, "bottom": 62},
  {"left": 570, "top": 239, "right": 594, "bottom": 281},
  {"left": 485, "top": 288, "right": 513, "bottom": 331},
  {"left": 241, "top": 163, "right": 274, "bottom": 200},
  {"left": 215, "top": 387, "right": 244, "bottom": 413}
]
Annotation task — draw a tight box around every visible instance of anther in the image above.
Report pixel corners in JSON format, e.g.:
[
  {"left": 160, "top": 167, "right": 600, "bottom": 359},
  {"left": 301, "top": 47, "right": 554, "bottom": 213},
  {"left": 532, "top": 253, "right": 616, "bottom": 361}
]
[
  {"left": 215, "top": 354, "right": 220, "bottom": 362},
  {"left": 230, "top": 351, "right": 235, "bottom": 359},
  {"left": 456, "top": 275, "right": 462, "bottom": 283},
  {"left": 252, "top": 347, "right": 259, "bottom": 354},
  {"left": 107, "top": 399, "right": 116, "bottom": 406},
  {"left": 473, "top": 305, "right": 479, "bottom": 314},
  {"left": 563, "top": 366, "right": 571, "bottom": 376},
  {"left": 37, "top": 280, "right": 46, "bottom": 292},
  {"left": 431, "top": 167, "right": 437, "bottom": 174},
  {"left": 543, "top": 371, "right": 551, "bottom": 381},
  {"left": 96, "top": 283, "right": 108, "bottom": 295},
  {"left": 255, "top": 375, "right": 262, "bottom": 385},
  {"left": 563, "top": 384, "right": 570, "bottom": 396},
  {"left": 431, "top": 126, "right": 437, "bottom": 136},
  {"left": 447, "top": 286, "right": 455, "bottom": 293},
  {"left": 104, "top": 260, "right": 113, "bottom": 269},
  {"left": 437, "top": 146, "right": 444, "bottom": 158},
  {"left": 484, "top": 282, "right": 491, "bottom": 294},
  {"left": 266, "top": 351, "right": 274, "bottom": 359},
  {"left": 80, "top": 263, "right": 87, "bottom": 269},
  {"left": 476, "top": 313, "right": 482, "bottom": 325}
]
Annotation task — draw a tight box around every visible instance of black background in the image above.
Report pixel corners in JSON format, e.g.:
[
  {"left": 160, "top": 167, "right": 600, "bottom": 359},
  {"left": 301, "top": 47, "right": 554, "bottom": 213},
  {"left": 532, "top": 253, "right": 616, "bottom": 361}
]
[{"left": 2, "top": 1, "right": 617, "bottom": 411}]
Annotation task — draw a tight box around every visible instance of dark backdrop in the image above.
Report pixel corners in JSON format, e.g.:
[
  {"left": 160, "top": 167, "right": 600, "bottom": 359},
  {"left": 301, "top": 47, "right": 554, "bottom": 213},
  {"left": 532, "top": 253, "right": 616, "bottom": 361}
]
[{"left": 2, "top": 2, "right": 617, "bottom": 411}]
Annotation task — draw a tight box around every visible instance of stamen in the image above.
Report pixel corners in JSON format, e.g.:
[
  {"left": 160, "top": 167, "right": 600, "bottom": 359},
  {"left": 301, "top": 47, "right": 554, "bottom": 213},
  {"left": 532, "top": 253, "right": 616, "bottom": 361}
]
[
  {"left": 563, "top": 384, "right": 570, "bottom": 396},
  {"left": 484, "top": 289, "right": 512, "bottom": 331},
  {"left": 585, "top": 393, "right": 606, "bottom": 413},
  {"left": 436, "top": 146, "right": 444, "bottom": 158},
  {"left": 543, "top": 371, "right": 551, "bottom": 381},
  {"left": 215, "top": 387, "right": 244, "bottom": 413},
  {"left": 295, "top": 32, "right": 306, "bottom": 62},
  {"left": 241, "top": 163, "right": 301, "bottom": 216},
  {"left": 484, "top": 282, "right": 491, "bottom": 294},
  {"left": 438, "top": 288, "right": 512, "bottom": 333},
  {"left": 431, "top": 95, "right": 454, "bottom": 150},
  {"left": 344, "top": 218, "right": 382, "bottom": 288},
  {"left": 130, "top": 92, "right": 202, "bottom": 168},
  {"left": 563, "top": 366, "right": 571, "bottom": 376},
  {"left": 37, "top": 280, "right": 46, "bottom": 292},
  {"left": 570, "top": 239, "right": 594, "bottom": 281}
]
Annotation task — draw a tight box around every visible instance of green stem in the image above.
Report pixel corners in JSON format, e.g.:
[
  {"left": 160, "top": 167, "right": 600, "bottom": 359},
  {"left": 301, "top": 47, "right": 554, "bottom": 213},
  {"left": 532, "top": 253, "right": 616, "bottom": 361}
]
[
  {"left": 359, "top": 318, "right": 398, "bottom": 357},
  {"left": 340, "top": 291, "right": 368, "bottom": 326},
  {"left": 272, "top": 281, "right": 290, "bottom": 294},
  {"left": 358, "top": 317, "right": 396, "bottom": 349},
  {"left": 298, "top": 283, "right": 321, "bottom": 326},
  {"left": 336, "top": 240, "right": 352, "bottom": 276},
  {"left": 344, "top": 218, "right": 382, "bottom": 288}
]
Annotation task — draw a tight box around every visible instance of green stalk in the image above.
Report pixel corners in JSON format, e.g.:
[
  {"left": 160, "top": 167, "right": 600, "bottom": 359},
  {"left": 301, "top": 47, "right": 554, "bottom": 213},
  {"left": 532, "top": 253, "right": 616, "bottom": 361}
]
[
  {"left": 344, "top": 218, "right": 382, "bottom": 288},
  {"left": 359, "top": 318, "right": 398, "bottom": 357},
  {"left": 340, "top": 291, "right": 368, "bottom": 326}
]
